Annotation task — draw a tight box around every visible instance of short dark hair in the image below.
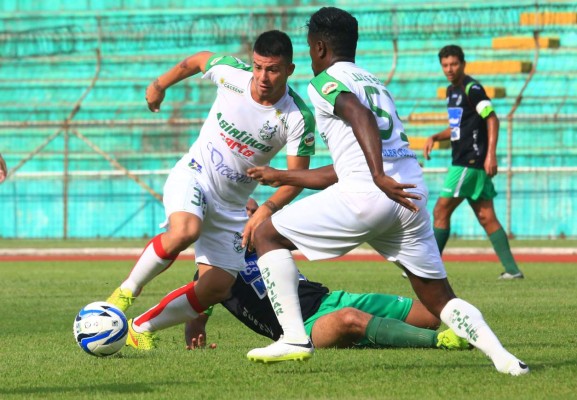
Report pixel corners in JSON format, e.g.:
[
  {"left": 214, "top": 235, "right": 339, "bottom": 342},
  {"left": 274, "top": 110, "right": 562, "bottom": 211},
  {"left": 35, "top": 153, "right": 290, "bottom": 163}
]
[
  {"left": 438, "top": 45, "right": 465, "bottom": 63},
  {"left": 253, "top": 30, "right": 293, "bottom": 64},
  {"left": 307, "top": 7, "right": 358, "bottom": 59}
]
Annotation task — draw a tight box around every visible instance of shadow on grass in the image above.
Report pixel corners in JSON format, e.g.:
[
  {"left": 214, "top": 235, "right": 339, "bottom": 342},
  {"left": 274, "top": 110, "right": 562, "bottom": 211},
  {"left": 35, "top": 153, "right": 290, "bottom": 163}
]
[{"left": 0, "top": 381, "right": 185, "bottom": 396}]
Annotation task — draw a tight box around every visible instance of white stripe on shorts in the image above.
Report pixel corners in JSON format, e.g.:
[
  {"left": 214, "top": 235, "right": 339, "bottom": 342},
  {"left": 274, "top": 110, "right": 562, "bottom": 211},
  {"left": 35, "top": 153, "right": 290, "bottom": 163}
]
[{"left": 454, "top": 167, "right": 468, "bottom": 197}]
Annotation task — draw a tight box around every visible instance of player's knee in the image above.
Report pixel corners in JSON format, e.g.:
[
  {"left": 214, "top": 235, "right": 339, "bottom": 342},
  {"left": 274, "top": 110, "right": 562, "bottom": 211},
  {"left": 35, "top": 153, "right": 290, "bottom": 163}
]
[
  {"left": 476, "top": 209, "right": 498, "bottom": 228},
  {"left": 195, "top": 282, "right": 231, "bottom": 306},
  {"left": 433, "top": 204, "right": 450, "bottom": 225},
  {"left": 207, "top": 286, "right": 231, "bottom": 303},
  {"left": 338, "top": 308, "right": 367, "bottom": 333},
  {"left": 165, "top": 226, "right": 200, "bottom": 251},
  {"left": 253, "top": 220, "right": 280, "bottom": 250}
]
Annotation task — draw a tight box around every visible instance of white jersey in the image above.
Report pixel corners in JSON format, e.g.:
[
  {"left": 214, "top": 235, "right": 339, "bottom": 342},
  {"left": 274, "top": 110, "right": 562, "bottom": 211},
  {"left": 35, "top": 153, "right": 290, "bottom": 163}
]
[
  {"left": 273, "top": 62, "right": 443, "bottom": 278},
  {"left": 176, "top": 54, "right": 315, "bottom": 207},
  {"left": 307, "top": 61, "right": 417, "bottom": 187}
]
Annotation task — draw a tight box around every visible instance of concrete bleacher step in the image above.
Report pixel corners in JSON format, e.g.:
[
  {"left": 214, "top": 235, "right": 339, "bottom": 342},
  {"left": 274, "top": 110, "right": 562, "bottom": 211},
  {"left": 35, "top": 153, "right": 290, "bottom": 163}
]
[
  {"left": 465, "top": 60, "right": 533, "bottom": 74},
  {"left": 406, "top": 112, "right": 447, "bottom": 126},
  {"left": 520, "top": 11, "right": 577, "bottom": 26},
  {"left": 492, "top": 36, "right": 561, "bottom": 49},
  {"left": 407, "top": 136, "right": 450, "bottom": 151}
]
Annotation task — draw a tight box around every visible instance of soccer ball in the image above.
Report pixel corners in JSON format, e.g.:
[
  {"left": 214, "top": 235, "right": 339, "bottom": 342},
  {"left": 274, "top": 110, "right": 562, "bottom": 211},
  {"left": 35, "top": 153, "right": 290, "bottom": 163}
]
[{"left": 73, "top": 301, "right": 128, "bottom": 357}]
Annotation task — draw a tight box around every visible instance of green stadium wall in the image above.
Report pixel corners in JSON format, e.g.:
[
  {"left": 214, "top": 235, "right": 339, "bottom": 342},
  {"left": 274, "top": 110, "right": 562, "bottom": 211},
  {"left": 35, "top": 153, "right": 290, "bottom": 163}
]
[{"left": 1, "top": 1, "right": 575, "bottom": 238}]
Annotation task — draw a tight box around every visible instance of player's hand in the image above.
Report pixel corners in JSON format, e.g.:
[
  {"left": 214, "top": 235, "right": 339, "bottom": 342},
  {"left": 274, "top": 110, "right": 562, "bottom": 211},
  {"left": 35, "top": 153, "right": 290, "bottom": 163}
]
[
  {"left": 423, "top": 136, "right": 435, "bottom": 160},
  {"left": 247, "top": 166, "right": 284, "bottom": 187},
  {"left": 241, "top": 206, "right": 272, "bottom": 250},
  {"left": 187, "top": 333, "right": 217, "bottom": 350},
  {"left": 373, "top": 174, "right": 421, "bottom": 213},
  {"left": 145, "top": 79, "right": 166, "bottom": 113},
  {"left": 185, "top": 315, "right": 215, "bottom": 350},
  {"left": 484, "top": 155, "right": 498, "bottom": 178}
]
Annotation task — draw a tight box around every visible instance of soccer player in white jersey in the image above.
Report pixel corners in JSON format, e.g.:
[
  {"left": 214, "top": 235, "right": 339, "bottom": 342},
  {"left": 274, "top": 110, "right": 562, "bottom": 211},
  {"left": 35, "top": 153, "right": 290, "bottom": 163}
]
[
  {"left": 105, "top": 30, "right": 316, "bottom": 349},
  {"left": 246, "top": 7, "right": 528, "bottom": 376}
]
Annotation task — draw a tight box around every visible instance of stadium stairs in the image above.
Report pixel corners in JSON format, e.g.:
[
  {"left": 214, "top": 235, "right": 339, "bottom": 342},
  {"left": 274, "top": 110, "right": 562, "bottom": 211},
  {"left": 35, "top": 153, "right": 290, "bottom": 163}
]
[{"left": 1, "top": 1, "right": 575, "bottom": 238}]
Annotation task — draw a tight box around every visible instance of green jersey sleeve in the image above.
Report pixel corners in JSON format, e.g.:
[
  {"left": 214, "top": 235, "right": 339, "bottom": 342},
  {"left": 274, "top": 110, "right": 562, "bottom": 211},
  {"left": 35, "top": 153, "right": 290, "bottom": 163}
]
[
  {"left": 205, "top": 54, "right": 252, "bottom": 72},
  {"left": 288, "top": 87, "right": 316, "bottom": 156},
  {"left": 309, "top": 70, "right": 351, "bottom": 107}
]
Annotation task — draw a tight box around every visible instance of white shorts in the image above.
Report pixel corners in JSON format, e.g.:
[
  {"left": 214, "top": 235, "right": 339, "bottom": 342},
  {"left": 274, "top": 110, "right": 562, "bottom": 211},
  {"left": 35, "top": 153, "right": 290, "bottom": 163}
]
[
  {"left": 162, "top": 166, "right": 248, "bottom": 274},
  {"left": 271, "top": 166, "right": 447, "bottom": 279}
]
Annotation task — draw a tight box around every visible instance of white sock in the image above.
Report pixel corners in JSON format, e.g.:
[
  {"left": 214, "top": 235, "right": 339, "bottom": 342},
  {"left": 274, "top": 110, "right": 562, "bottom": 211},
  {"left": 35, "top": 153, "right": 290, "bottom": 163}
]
[
  {"left": 121, "top": 235, "right": 176, "bottom": 295},
  {"left": 258, "top": 249, "right": 308, "bottom": 342},
  {"left": 134, "top": 282, "right": 200, "bottom": 332},
  {"left": 440, "top": 298, "right": 520, "bottom": 372}
]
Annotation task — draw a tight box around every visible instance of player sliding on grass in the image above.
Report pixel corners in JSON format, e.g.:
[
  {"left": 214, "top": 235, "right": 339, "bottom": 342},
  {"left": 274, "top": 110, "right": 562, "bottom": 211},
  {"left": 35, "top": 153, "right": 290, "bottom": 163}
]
[
  {"left": 245, "top": 7, "right": 529, "bottom": 376},
  {"left": 185, "top": 198, "right": 470, "bottom": 351}
]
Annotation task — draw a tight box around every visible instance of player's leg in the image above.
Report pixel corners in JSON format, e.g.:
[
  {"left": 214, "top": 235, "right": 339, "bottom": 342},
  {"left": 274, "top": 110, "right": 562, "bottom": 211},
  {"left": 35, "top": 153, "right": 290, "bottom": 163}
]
[
  {"left": 434, "top": 165, "right": 470, "bottom": 253},
  {"left": 248, "top": 187, "right": 366, "bottom": 362},
  {"left": 127, "top": 196, "right": 247, "bottom": 350},
  {"left": 308, "top": 290, "right": 465, "bottom": 350},
  {"left": 408, "top": 276, "right": 528, "bottom": 375},
  {"left": 380, "top": 199, "right": 528, "bottom": 375},
  {"left": 127, "top": 264, "right": 236, "bottom": 349},
  {"left": 307, "top": 292, "right": 468, "bottom": 350},
  {"left": 310, "top": 306, "right": 443, "bottom": 349},
  {"left": 469, "top": 198, "right": 523, "bottom": 279},
  {"left": 107, "top": 168, "right": 206, "bottom": 311},
  {"left": 309, "top": 307, "right": 371, "bottom": 348},
  {"left": 246, "top": 218, "right": 313, "bottom": 362},
  {"left": 108, "top": 211, "right": 202, "bottom": 310},
  {"left": 404, "top": 300, "right": 441, "bottom": 329},
  {"left": 432, "top": 197, "right": 463, "bottom": 253},
  {"left": 344, "top": 285, "right": 454, "bottom": 349},
  {"left": 193, "top": 264, "right": 238, "bottom": 307}
]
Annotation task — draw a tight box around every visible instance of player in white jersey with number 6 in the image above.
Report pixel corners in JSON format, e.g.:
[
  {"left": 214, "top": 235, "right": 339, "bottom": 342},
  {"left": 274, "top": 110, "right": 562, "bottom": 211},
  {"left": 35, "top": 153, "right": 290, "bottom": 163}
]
[
  {"left": 105, "top": 30, "right": 316, "bottom": 349},
  {"left": 246, "top": 7, "right": 528, "bottom": 376}
]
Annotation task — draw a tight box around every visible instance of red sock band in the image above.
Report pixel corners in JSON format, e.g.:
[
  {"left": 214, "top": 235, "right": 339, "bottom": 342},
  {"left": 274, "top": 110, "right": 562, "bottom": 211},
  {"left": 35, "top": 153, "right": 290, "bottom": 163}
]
[
  {"left": 185, "top": 283, "right": 205, "bottom": 314},
  {"left": 135, "top": 282, "right": 204, "bottom": 326},
  {"left": 151, "top": 234, "right": 178, "bottom": 260}
]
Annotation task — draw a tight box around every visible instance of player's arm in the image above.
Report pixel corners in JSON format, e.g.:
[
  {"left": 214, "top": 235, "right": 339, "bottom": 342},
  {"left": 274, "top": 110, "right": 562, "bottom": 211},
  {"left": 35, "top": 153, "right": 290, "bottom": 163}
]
[
  {"left": 423, "top": 127, "right": 451, "bottom": 160},
  {"left": 146, "top": 51, "right": 215, "bottom": 112},
  {"left": 184, "top": 313, "right": 213, "bottom": 350},
  {"left": 247, "top": 164, "right": 337, "bottom": 189},
  {"left": 243, "top": 155, "right": 310, "bottom": 248},
  {"left": 484, "top": 113, "right": 499, "bottom": 177},
  {"left": 468, "top": 83, "right": 499, "bottom": 177},
  {"left": 334, "top": 92, "right": 420, "bottom": 212}
]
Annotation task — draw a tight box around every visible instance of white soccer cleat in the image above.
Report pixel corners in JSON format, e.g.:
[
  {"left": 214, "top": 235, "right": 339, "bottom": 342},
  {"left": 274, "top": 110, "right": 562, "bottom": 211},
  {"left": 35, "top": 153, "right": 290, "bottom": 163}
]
[
  {"left": 497, "top": 358, "right": 530, "bottom": 376},
  {"left": 498, "top": 272, "right": 524, "bottom": 280},
  {"left": 247, "top": 337, "right": 314, "bottom": 363}
]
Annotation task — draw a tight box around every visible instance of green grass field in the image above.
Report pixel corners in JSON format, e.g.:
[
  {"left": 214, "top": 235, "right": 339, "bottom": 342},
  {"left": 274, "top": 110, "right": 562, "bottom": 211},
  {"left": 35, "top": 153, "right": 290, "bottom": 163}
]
[{"left": 2, "top": 255, "right": 576, "bottom": 400}]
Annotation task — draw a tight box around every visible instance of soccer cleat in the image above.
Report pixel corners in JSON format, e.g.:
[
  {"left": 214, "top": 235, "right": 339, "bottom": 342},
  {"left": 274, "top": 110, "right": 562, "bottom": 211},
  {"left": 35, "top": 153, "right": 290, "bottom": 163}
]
[
  {"left": 498, "top": 272, "right": 524, "bottom": 280},
  {"left": 106, "top": 287, "right": 135, "bottom": 312},
  {"left": 499, "top": 359, "right": 530, "bottom": 376},
  {"left": 126, "top": 319, "right": 158, "bottom": 350},
  {"left": 247, "top": 337, "right": 314, "bottom": 363},
  {"left": 436, "top": 329, "right": 472, "bottom": 350}
]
